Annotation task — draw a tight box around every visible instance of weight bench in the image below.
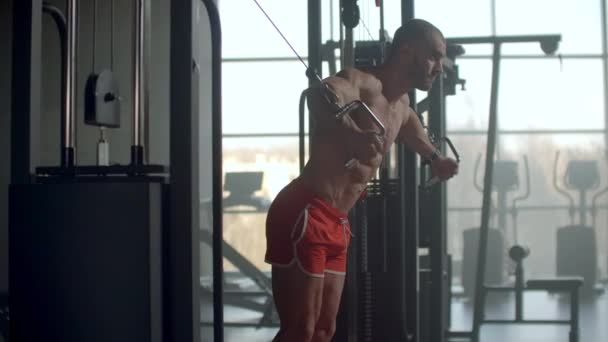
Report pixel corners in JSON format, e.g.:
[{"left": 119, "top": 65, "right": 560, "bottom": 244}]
[{"left": 481, "top": 245, "right": 583, "bottom": 342}]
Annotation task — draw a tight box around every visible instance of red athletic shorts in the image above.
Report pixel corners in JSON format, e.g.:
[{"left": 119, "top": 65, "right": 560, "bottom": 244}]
[{"left": 265, "top": 177, "right": 352, "bottom": 278}]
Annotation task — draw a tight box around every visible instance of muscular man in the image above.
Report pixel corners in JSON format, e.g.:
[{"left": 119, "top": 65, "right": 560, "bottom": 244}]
[{"left": 265, "top": 19, "right": 459, "bottom": 342}]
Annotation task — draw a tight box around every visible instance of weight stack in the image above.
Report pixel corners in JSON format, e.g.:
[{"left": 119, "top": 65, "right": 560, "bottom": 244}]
[
  {"left": 333, "top": 179, "right": 407, "bottom": 342},
  {"left": 9, "top": 180, "right": 166, "bottom": 342},
  {"left": 365, "top": 179, "right": 409, "bottom": 341}
]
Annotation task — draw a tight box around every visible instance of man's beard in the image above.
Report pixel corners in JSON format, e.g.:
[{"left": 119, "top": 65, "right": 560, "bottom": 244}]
[
  {"left": 414, "top": 71, "right": 432, "bottom": 90},
  {"left": 412, "top": 60, "right": 432, "bottom": 90}
]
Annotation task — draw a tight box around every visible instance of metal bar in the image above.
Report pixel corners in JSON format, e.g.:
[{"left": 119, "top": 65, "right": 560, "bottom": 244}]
[
  {"left": 482, "top": 320, "right": 571, "bottom": 324},
  {"left": 446, "top": 129, "right": 606, "bottom": 135},
  {"left": 447, "top": 35, "right": 561, "bottom": 45},
  {"left": 400, "top": 145, "right": 419, "bottom": 342},
  {"left": 472, "top": 42, "right": 502, "bottom": 342},
  {"left": 66, "top": 0, "right": 77, "bottom": 165},
  {"left": 402, "top": 0, "right": 414, "bottom": 23},
  {"left": 221, "top": 203, "right": 608, "bottom": 213},
  {"left": 426, "top": 63, "right": 448, "bottom": 342},
  {"left": 308, "top": 0, "right": 323, "bottom": 83},
  {"left": 379, "top": 0, "right": 385, "bottom": 41},
  {"left": 483, "top": 286, "right": 517, "bottom": 292},
  {"left": 298, "top": 90, "right": 307, "bottom": 171},
  {"left": 448, "top": 205, "right": 608, "bottom": 212},
  {"left": 342, "top": 2, "right": 355, "bottom": 68},
  {"left": 42, "top": 4, "right": 68, "bottom": 168},
  {"left": 143, "top": 0, "right": 151, "bottom": 163},
  {"left": 220, "top": 53, "right": 605, "bottom": 63},
  {"left": 490, "top": 0, "right": 496, "bottom": 35},
  {"left": 601, "top": 0, "right": 608, "bottom": 161},
  {"left": 308, "top": 0, "right": 322, "bottom": 159},
  {"left": 132, "top": 0, "right": 141, "bottom": 159},
  {"left": 11, "top": 0, "right": 42, "bottom": 184},
  {"left": 223, "top": 132, "right": 307, "bottom": 138},
  {"left": 202, "top": 1, "right": 225, "bottom": 340},
  {"left": 132, "top": 0, "right": 149, "bottom": 165},
  {"left": 221, "top": 129, "right": 605, "bottom": 138},
  {"left": 570, "top": 288, "right": 580, "bottom": 342},
  {"left": 458, "top": 54, "right": 604, "bottom": 59},
  {"left": 169, "top": 0, "right": 199, "bottom": 340},
  {"left": 515, "top": 262, "right": 524, "bottom": 321},
  {"left": 330, "top": 0, "right": 335, "bottom": 40},
  {"left": 401, "top": 3, "right": 418, "bottom": 342},
  {"left": 223, "top": 56, "right": 303, "bottom": 62}
]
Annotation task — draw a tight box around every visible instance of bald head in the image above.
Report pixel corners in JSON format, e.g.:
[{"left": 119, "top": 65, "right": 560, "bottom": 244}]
[
  {"left": 382, "top": 19, "right": 446, "bottom": 91},
  {"left": 389, "top": 19, "right": 444, "bottom": 58}
]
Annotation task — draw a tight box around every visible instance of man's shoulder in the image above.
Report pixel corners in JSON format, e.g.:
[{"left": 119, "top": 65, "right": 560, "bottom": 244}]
[
  {"left": 321, "top": 68, "right": 360, "bottom": 99},
  {"left": 335, "top": 67, "right": 377, "bottom": 82},
  {"left": 325, "top": 68, "right": 358, "bottom": 86},
  {"left": 331, "top": 68, "right": 380, "bottom": 92}
]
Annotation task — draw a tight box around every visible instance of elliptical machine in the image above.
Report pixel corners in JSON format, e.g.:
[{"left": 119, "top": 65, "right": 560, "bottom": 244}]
[
  {"left": 553, "top": 152, "right": 605, "bottom": 294},
  {"left": 461, "top": 156, "right": 530, "bottom": 297}
]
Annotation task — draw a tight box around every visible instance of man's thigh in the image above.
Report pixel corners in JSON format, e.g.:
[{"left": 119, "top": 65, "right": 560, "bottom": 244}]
[
  {"left": 317, "top": 272, "right": 346, "bottom": 326},
  {"left": 271, "top": 265, "right": 325, "bottom": 326}
]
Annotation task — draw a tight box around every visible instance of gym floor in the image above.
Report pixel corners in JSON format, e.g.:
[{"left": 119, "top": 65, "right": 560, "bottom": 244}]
[
  {"left": 201, "top": 284, "right": 608, "bottom": 342},
  {"left": 449, "top": 289, "right": 608, "bottom": 342}
]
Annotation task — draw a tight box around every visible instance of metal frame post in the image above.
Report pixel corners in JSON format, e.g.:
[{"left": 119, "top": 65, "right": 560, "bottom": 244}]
[
  {"left": 601, "top": 0, "right": 608, "bottom": 161},
  {"left": 201, "top": 1, "right": 225, "bottom": 340},
  {"left": 471, "top": 42, "right": 502, "bottom": 342},
  {"left": 11, "top": 0, "right": 42, "bottom": 184},
  {"left": 305, "top": 0, "right": 322, "bottom": 164},
  {"left": 425, "top": 74, "right": 449, "bottom": 342},
  {"left": 132, "top": 0, "right": 150, "bottom": 165},
  {"left": 400, "top": 3, "right": 419, "bottom": 342},
  {"left": 169, "top": 0, "right": 200, "bottom": 341}
]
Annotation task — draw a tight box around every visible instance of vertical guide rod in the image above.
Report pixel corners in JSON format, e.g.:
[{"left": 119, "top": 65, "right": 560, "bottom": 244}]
[
  {"left": 601, "top": 0, "right": 608, "bottom": 161},
  {"left": 401, "top": 2, "right": 419, "bottom": 341},
  {"left": 132, "top": 0, "right": 149, "bottom": 165},
  {"left": 65, "top": 0, "right": 78, "bottom": 166},
  {"left": 42, "top": 3, "right": 69, "bottom": 167}
]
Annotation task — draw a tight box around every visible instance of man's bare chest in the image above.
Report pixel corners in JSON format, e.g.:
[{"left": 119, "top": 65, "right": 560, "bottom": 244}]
[{"left": 358, "top": 93, "right": 406, "bottom": 144}]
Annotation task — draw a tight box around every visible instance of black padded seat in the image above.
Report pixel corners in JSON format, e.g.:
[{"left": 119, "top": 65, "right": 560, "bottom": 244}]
[{"left": 527, "top": 277, "right": 584, "bottom": 290}]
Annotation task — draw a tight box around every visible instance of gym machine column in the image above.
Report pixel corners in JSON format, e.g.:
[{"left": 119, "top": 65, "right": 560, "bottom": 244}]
[
  {"left": 9, "top": 0, "right": 224, "bottom": 341},
  {"left": 418, "top": 42, "right": 464, "bottom": 342},
  {"left": 10, "top": 1, "right": 164, "bottom": 341},
  {"left": 419, "top": 61, "right": 449, "bottom": 342},
  {"left": 401, "top": 2, "right": 420, "bottom": 341}
]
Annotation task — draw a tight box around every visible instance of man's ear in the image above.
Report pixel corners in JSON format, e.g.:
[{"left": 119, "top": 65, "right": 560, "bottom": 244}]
[{"left": 397, "top": 43, "right": 413, "bottom": 61}]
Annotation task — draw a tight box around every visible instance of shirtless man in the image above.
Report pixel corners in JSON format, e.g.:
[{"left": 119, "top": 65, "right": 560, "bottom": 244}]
[{"left": 265, "top": 19, "right": 459, "bottom": 342}]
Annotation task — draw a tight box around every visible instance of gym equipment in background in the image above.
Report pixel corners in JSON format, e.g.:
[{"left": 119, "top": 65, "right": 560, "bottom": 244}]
[
  {"left": 222, "top": 171, "right": 271, "bottom": 211},
  {"left": 446, "top": 34, "right": 562, "bottom": 342},
  {"left": 475, "top": 245, "right": 583, "bottom": 342},
  {"left": 553, "top": 152, "right": 605, "bottom": 294},
  {"left": 461, "top": 156, "right": 530, "bottom": 298}
]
